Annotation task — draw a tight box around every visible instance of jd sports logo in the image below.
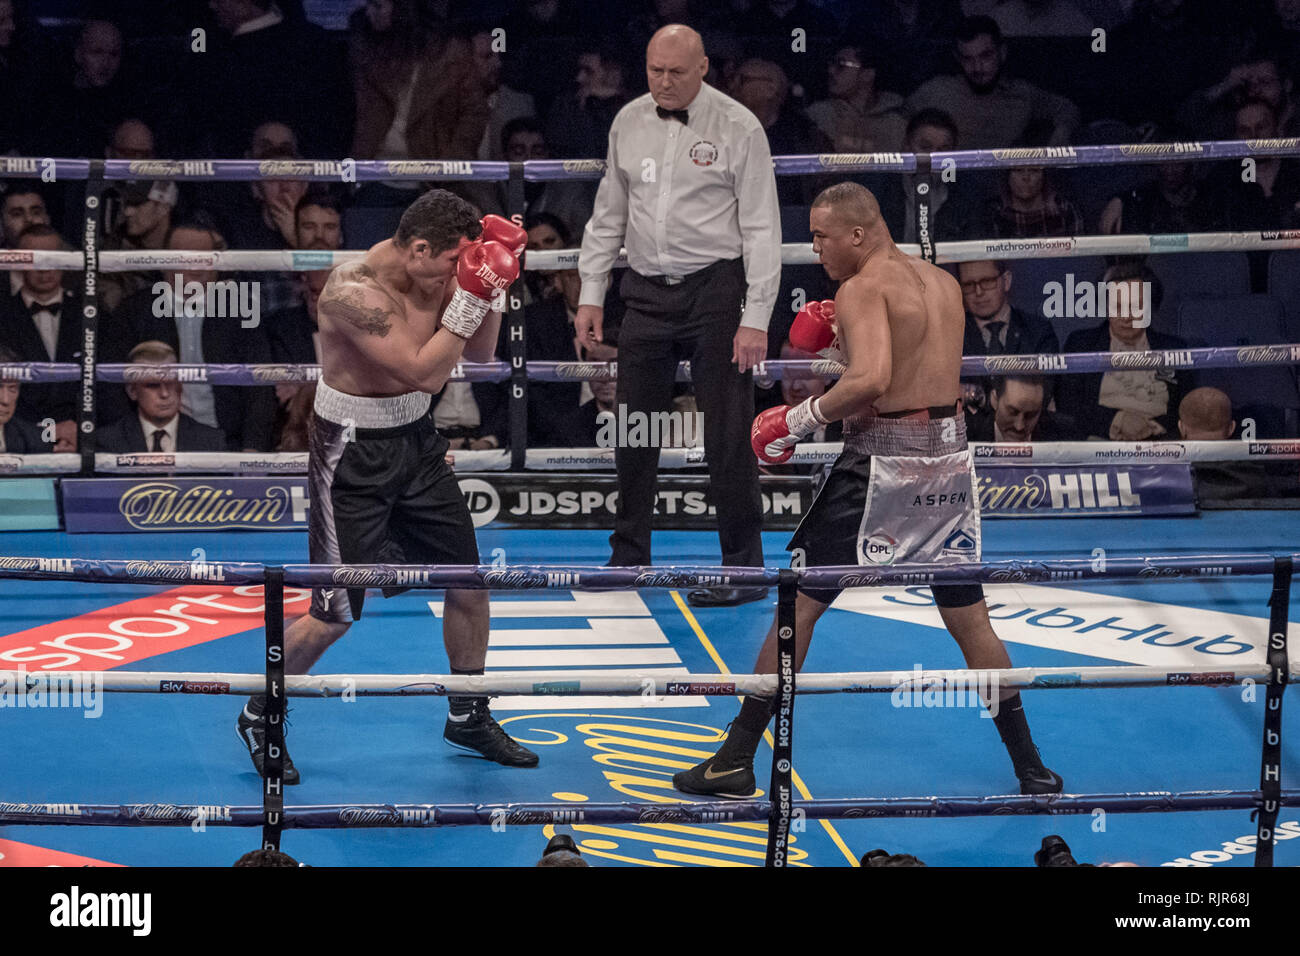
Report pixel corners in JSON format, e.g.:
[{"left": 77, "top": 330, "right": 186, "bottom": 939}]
[{"left": 459, "top": 478, "right": 500, "bottom": 528}]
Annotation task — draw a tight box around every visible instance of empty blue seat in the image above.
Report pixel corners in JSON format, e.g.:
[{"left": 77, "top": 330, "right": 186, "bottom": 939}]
[
  {"left": 1149, "top": 253, "right": 1251, "bottom": 335},
  {"left": 1267, "top": 250, "right": 1300, "bottom": 344},
  {"left": 1176, "top": 294, "right": 1299, "bottom": 435}
]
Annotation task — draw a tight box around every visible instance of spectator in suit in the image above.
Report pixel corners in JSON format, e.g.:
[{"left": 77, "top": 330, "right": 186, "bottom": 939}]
[
  {"left": 0, "top": 223, "right": 79, "bottom": 449},
  {"left": 877, "top": 110, "right": 981, "bottom": 243},
  {"left": 1179, "top": 385, "right": 1284, "bottom": 501},
  {"left": 958, "top": 259, "right": 1060, "bottom": 358},
  {"left": 967, "top": 375, "right": 1075, "bottom": 442},
  {"left": 906, "top": 16, "right": 1080, "bottom": 149},
  {"left": 97, "top": 341, "right": 229, "bottom": 453},
  {"left": 112, "top": 217, "right": 277, "bottom": 451},
  {"left": 806, "top": 44, "right": 907, "bottom": 154},
  {"left": 1056, "top": 262, "right": 1195, "bottom": 440},
  {"left": 472, "top": 25, "right": 535, "bottom": 160},
  {"left": 0, "top": 343, "right": 51, "bottom": 452}
]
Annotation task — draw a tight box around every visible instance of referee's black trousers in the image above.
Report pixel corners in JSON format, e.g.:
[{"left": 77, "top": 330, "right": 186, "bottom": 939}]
[{"left": 609, "top": 258, "right": 765, "bottom": 568}]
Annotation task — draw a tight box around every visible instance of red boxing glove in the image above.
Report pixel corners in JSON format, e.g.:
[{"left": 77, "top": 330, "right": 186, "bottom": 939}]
[
  {"left": 480, "top": 214, "right": 527, "bottom": 257},
  {"left": 442, "top": 240, "right": 519, "bottom": 338},
  {"left": 751, "top": 397, "right": 827, "bottom": 464},
  {"left": 789, "top": 299, "right": 837, "bottom": 356}
]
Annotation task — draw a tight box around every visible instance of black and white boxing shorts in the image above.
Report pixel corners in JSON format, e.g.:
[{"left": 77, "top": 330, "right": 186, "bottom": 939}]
[
  {"left": 788, "top": 404, "right": 985, "bottom": 609},
  {"left": 308, "top": 381, "right": 478, "bottom": 623}
]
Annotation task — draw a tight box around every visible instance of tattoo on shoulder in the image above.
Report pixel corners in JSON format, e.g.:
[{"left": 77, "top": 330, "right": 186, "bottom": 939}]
[
  {"left": 322, "top": 288, "right": 393, "bottom": 337},
  {"left": 352, "top": 263, "right": 377, "bottom": 279}
]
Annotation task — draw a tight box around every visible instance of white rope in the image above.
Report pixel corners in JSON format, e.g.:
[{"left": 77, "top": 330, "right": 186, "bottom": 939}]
[
  {"left": 2, "top": 440, "right": 1296, "bottom": 476},
  {"left": 4, "top": 230, "right": 1297, "bottom": 274},
  {"left": 2, "top": 663, "right": 1289, "bottom": 697}
]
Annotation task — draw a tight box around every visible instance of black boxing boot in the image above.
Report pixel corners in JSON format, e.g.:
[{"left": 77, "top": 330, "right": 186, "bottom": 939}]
[
  {"left": 673, "top": 695, "right": 771, "bottom": 798},
  {"left": 990, "top": 693, "right": 1063, "bottom": 794}
]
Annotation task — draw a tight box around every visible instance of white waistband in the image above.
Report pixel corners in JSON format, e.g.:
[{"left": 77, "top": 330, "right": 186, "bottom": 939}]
[{"left": 313, "top": 381, "right": 431, "bottom": 428}]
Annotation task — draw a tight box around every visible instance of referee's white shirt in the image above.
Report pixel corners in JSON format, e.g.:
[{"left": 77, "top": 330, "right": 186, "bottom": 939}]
[{"left": 578, "top": 82, "right": 782, "bottom": 332}]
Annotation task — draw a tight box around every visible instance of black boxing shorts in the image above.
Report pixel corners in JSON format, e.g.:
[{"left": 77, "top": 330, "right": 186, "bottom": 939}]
[{"left": 308, "top": 381, "right": 479, "bottom": 623}]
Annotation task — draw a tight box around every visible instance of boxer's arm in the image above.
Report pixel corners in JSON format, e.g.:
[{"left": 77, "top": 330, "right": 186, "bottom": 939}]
[
  {"left": 450, "top": 271, "right": 502, "bottom": 363},
  {"left": 319, "top": 277, "right": 468, "bottom": 394},
  {"left": 816, "top": 278, "right": 891, "bottom": 421}
]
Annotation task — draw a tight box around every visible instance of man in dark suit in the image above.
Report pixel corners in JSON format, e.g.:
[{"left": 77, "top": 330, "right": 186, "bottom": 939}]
[
  {"left": 0, "top": 224, "right": 86, "bottom": 450},
  {"left": 1056, "top": 262, "right": 1195, "bottom": 441},
  {"left": 109, "top": 218, "right": 277, "bottom": 451},
  {"left": 959, "top": 259, "right": 1060, "bottom": 358},
  {"left": 967, "top": 375, "right": 1074, "bottom": 442},
  {"left": 96, "top": 341, "right": 228, "bottom": 453},
  {"left": 0, "top": 345, "right": 53, "bottom": 452}
]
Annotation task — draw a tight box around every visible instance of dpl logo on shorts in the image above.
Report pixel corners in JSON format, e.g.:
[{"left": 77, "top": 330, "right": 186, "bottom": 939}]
[{"left": 862, "top": 534, "right": 898, "bottom": 565}]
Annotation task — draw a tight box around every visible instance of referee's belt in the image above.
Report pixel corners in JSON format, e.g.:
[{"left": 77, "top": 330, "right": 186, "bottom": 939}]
[{"left": 638, "top": 258, "right": 738, "bottom": 287}]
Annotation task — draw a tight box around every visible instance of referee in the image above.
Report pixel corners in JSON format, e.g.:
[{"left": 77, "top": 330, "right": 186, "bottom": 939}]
[{"left": 576, "top": 24, "right": 781, "bottom": 607}]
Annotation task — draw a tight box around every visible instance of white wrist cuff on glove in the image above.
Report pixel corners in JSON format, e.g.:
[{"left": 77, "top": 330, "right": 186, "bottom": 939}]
[
  {"left": 785, "top": 396, "right": 827, "bottom": 438},
  {"left": 441, "top": 287, "right": 491, "bottom": 339}
]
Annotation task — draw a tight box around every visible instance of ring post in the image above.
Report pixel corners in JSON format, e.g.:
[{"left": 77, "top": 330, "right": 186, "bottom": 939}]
[
  {"left": 766, "top": 568, "right": 799, "bottom": 867},
  {"left": 78, "top": 161, "right": 106, "bottom": 476},
  {"left": 1254, "top": 556, "right": 1291, "bottom": 866},
  {"left": 262, "top": 566, "right": 286, "bottom": 851},
  {"left": 507, "top": 161, "right": 528, "bottom": 471}
]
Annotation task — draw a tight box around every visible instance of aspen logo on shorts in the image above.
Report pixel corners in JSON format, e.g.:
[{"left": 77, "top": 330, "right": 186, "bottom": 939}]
[
  {"left": 862, "top": 533, "right": 897, "bottom": 565},
  {"left": 689, "top": 141, "right": 718, "bottom": 166},
  {"left": 49, "top": 885, "right": 151, "bottom": 936}
]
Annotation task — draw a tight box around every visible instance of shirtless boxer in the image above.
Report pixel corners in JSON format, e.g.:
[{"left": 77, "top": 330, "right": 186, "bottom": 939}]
[
  {"left": 674, "top": 182, "right": 1062, "bottom": 798},
  {"left": 236, "top": 189, "right": 538, "bottom": 782}
]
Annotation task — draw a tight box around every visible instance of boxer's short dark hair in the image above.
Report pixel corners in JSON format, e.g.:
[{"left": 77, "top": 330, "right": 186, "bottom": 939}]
[{"left": 396, "top": 189, "right": 481, "bottom": 253}]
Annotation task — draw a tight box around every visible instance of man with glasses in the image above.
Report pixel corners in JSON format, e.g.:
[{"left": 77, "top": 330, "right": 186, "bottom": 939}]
[
  {"left": 807, "top": 45, "right": 906, "bottom": 153},
  {"left": 957, "top": 259, "right": 1059, "bottom": 360}
]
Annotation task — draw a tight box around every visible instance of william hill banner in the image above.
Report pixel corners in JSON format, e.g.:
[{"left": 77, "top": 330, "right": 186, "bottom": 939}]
[
  {"left": 62, "top": 478, "right": 311, "bottom": 533},
  {"left": 977, "top": 464, "right": 1195, "bottom": 516},
  {"left": 59, "top": 465, "right": 1194, "bottom": 533}
]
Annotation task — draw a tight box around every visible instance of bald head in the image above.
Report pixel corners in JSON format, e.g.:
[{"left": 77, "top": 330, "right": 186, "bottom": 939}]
[
  {"left": 812, "top": 181, "right": 882, "bottom": 231},
  {"left": 646, "top": 24, "right": 707, "bottom": 111},
  {"left": 1178, "top": 387, "right": 1234, "bottom": 440},
  {"left": 648, "top": 24, "right": 705, "bottom": 61}
]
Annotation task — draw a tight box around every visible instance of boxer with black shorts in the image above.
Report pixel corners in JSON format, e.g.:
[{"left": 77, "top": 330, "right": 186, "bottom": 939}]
[
  {"left": 674, "top": 182, "right": 1062, "bottom": 798},
  {"left": 236, "top": 190, "right": 538, "bottom": 783}
]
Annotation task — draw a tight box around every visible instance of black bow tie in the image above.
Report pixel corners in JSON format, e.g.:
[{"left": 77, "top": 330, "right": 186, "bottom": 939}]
[
  {"left": 28, "top": 300, "right": 60, "bottom": 319},
  {"left": 656, "top": 106, "right": 689, "bottom": 124}
]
